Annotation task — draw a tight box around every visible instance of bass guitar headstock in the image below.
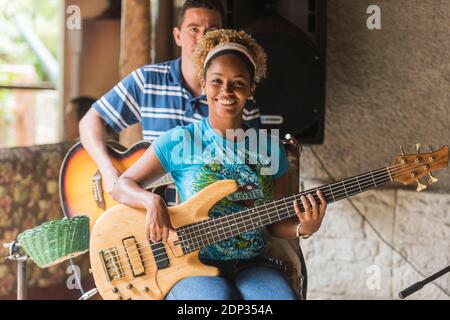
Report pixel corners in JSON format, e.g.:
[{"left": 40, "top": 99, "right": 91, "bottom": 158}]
[{"left": 390, "top": 144, "right": 448, "bottom": 192}]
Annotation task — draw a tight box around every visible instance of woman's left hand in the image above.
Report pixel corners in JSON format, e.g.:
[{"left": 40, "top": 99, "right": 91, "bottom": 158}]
[{"left": 293, "top": 190, "right": 327, "bottom": 236}]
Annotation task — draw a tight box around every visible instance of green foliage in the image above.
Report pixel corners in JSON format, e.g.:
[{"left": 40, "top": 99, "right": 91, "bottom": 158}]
[
  {"left": 0, "top": 0, "right": 60, "bottom": 145},
  {"left": 0, "top": 0, "right": 60, "bottom": 82}
]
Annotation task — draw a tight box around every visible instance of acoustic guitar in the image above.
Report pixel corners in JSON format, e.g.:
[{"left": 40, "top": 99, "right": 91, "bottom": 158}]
[
  {"left": 59, "top": 141, "right": 174, "bottom": 230},
  {"left": 89, "top": 145, "right": 448, "bottom": 300}
]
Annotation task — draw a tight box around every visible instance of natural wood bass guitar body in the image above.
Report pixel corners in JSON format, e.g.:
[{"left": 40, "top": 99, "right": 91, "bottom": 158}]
[{"left": 89, "top": 180, "right": 237, "bottom": 300}]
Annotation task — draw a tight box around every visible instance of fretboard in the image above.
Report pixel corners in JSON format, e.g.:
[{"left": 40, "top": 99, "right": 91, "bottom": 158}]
[
  {"left": 177, "top": 166, "right": 393, "bottom": 254},
  {"left": 144, "top": 174, "right": 174, "bottom": 189}
]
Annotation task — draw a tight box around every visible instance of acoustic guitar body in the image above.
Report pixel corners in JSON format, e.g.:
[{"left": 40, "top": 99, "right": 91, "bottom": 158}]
[{"left": 59, "top": 141, "right": 150, "bottom": 230}]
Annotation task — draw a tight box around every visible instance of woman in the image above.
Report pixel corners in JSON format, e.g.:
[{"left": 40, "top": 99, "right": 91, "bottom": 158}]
[{"left": 112, "top": 29, "right": 327, "bottom": 300}]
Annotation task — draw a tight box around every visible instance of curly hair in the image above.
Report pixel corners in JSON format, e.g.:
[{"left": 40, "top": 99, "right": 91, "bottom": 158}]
[{"left": 194, "top": 29, "right": 267, "bottom": 83}]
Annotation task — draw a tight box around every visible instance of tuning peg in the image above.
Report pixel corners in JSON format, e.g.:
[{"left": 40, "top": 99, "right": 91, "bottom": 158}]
[
  {"left": 415, "top": 143, "right": 421, "bottom": 154},
  {"left": 416, "top": 179, "right": 427, "bottom": 192},
  {"left": 427, "top": 173, "right": 438, "bottom": 185},
  {"left": 427, "top": 146, "right": 436, "bottom": 162},
  {"left": 428, "top": 144, "right": 437, "bottom": 162},
  {"left": 399, "top": 145, "right": 407, "bottom": 164}
]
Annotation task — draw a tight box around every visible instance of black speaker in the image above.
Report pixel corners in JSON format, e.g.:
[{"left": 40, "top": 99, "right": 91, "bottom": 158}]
[{"left": 222, "top": 0, "right": 326, "bottom": 144}]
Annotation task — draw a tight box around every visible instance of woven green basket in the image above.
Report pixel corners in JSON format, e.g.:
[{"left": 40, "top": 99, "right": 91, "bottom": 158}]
[{"left": 17, "top": 216, "right": 90, "bottom": 268}]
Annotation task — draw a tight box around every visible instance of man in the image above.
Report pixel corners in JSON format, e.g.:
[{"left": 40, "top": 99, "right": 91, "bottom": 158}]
[{"left": 79, "top": 0, "right": 261, "bottom": 194}]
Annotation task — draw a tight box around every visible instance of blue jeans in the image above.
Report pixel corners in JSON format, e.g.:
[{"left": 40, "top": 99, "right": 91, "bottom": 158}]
[{"left": 164, "top": 258, "right": 297, "bottom": 300}]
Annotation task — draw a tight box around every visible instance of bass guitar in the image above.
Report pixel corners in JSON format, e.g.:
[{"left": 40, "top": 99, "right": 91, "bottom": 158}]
[{"left": 89, "top": 145, "right": 448, "bottom": 300}]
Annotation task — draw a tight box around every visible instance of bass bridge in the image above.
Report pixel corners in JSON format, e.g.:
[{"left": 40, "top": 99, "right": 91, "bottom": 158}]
[{"left": 99, "top": 247, "right": 124, "bottom": 282}]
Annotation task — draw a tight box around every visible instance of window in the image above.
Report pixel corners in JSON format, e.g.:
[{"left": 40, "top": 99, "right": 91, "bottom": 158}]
[{"left": 0, "top": 0, "right": 61, "bottom": 147}]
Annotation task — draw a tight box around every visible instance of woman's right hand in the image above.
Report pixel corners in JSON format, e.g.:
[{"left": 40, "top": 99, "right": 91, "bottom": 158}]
[{"left": 145, "top": 195, "right": 172, "bottom": 244}]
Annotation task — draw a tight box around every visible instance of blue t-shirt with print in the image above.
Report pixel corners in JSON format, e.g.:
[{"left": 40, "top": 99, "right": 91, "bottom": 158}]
[{"left": 153, "top": 117, "right": 289, "bottom": 260}]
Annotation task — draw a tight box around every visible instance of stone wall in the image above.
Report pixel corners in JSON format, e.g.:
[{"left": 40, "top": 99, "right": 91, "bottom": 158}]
[{"left": 299, "top": 0, "right": 449, "bottom": 299}]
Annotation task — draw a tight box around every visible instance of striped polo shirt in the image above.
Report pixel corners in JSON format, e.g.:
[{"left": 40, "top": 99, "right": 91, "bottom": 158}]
[{"left": 93, "top": 58, "right": 261, "bottom": 142}]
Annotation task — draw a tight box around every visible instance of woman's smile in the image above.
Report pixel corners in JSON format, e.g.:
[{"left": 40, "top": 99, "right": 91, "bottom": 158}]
[{"left": 215, "top": 96, "right": 238, "bottom": 106}]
